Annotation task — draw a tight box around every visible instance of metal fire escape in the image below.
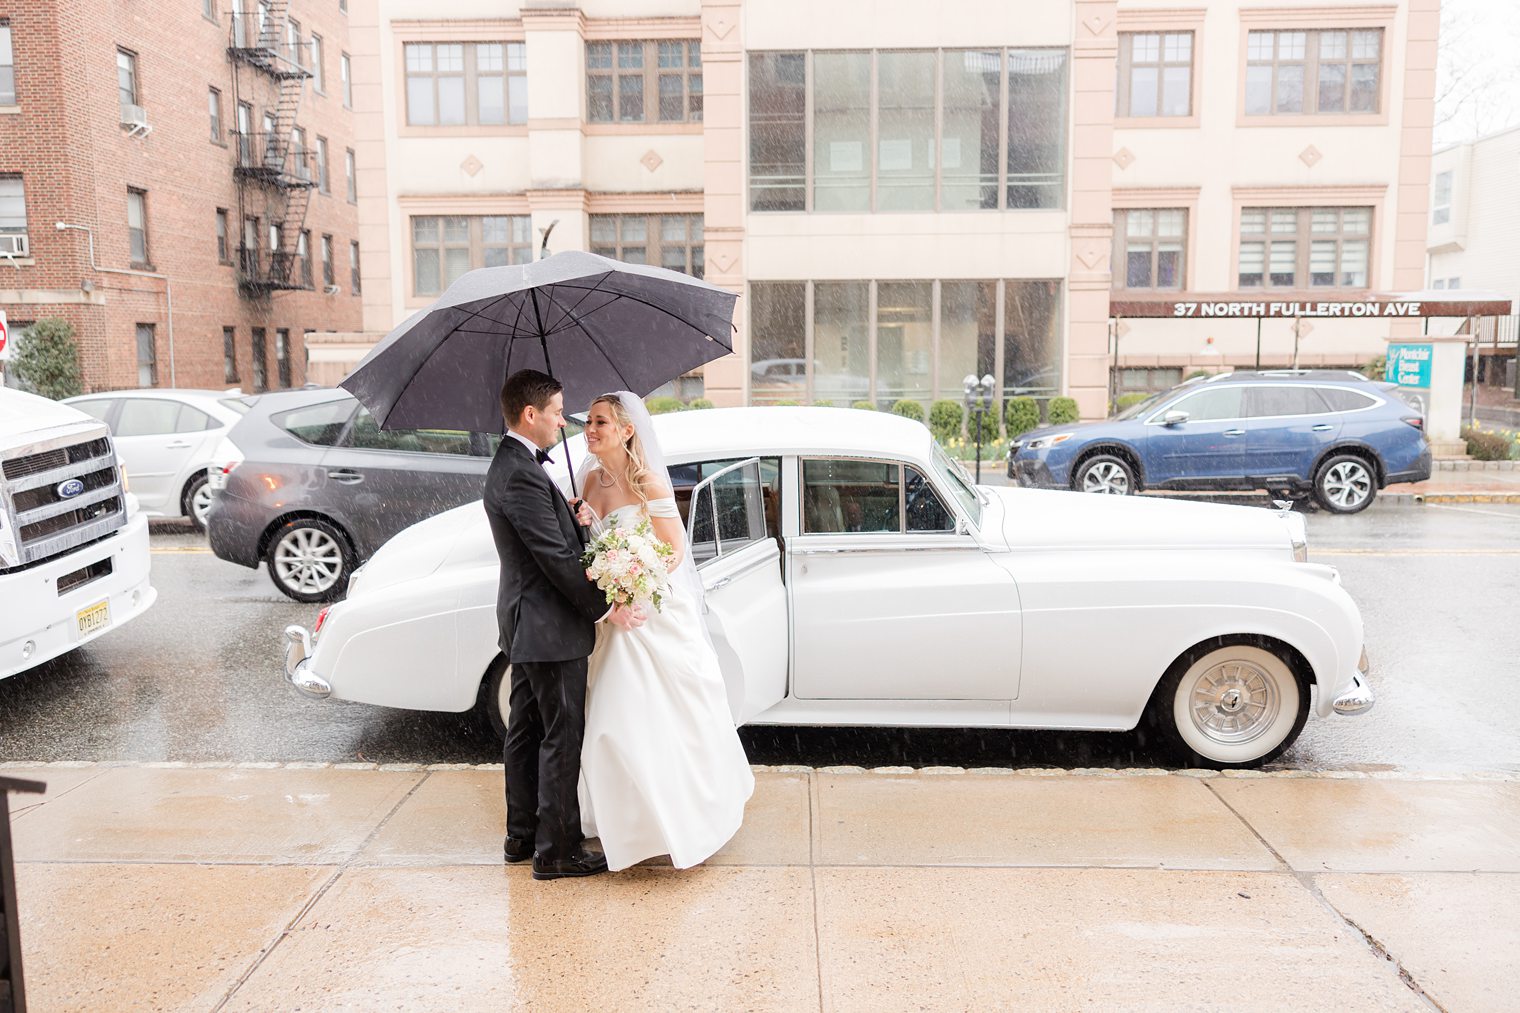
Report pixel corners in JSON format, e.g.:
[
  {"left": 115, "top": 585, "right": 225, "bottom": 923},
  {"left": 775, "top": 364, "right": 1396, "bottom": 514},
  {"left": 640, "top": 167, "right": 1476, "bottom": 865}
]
[{"left": 228, "top": 1, "right": 314, "bottom": 296}]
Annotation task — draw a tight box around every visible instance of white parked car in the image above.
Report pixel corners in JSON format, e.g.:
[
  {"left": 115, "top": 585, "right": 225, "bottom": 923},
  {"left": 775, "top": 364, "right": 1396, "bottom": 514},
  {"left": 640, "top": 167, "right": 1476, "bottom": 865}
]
[
  {"left": 282, "top": 408, "right": 1374, "bottom": 768},
  {"left": 64, "top": 389, "right": 249, "bottom": 531}
]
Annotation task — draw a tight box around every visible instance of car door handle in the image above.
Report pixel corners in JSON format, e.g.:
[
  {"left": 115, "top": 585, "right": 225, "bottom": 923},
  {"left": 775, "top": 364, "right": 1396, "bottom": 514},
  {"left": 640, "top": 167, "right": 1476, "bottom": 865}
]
[
  {"left": 326, "top": 469, "right": 364, "bottom": 484},
  {"left": 1223, "top": 429, "right": 1245, "bottom": 437},
  {"left": 166, "top": 440, "right": 193, "bottom": 449},
  {"left": 706, "top": 576, "right": 733, "bottom": 592},
  {"left": 1311, "top": 424, "right": 1334, "bottom": 432}
]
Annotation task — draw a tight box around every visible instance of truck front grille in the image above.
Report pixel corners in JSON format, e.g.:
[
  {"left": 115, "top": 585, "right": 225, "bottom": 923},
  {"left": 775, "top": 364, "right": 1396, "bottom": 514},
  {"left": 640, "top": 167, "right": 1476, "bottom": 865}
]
[
  {"left": 22, "top": 497, "right": 123, "bottom": 542},
  {"left": 11, "top": 465, "right": 119, "bottom": 514},
  {"left": 2, "top": 438, "right": 111, "bottom": 480},
  {"left": 57, "top": 556, "right": 113, "bottom": 595},
  {"left": 1, "top": 433, "right": 127, "bottom": 569}
]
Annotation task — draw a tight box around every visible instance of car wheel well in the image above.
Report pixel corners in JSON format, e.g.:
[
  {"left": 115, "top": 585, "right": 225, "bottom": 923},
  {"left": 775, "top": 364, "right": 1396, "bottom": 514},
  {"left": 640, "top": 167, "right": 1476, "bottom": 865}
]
[
  {"left": 1147, "top": 633, "right": 1317, "bottom": 714},
  {"left": 1072, "top": 444, "right": 1144, "bottom": 487},
  {"left": 1314, "top": 443, "right": 1384, "bottom": 486},
  {"left": 178, "top": 470, "right": 208, "bottom": 515},
  {"left": 476, "top": 653, "right": 510, "bottom": 740},
  {"left": 258, "top": 511, "right": 357, "bottom": 564}
]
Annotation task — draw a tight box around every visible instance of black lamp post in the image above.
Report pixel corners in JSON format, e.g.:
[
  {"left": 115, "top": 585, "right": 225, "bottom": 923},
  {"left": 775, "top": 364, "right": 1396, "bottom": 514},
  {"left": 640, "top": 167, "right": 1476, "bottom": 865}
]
[{"left": 962, "top": 372, "right": 996, "bottom": 484}]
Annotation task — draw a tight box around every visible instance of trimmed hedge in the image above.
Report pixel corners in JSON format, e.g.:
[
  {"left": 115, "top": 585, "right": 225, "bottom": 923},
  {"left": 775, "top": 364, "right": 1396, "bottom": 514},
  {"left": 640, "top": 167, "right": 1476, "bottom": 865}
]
[
  {"left": 850, "top": 400, "right": 876, "bottom": 411},
  {"left": 686, "top": 397, "right": 714, "bottom": 410},
  {"left": 928, "top": 399, "right": 963, "bottom": 442},
  {"left": 1113, "top": 392, "right": 1150, "bottom": 414},
  {"left": 890, "top": 399, "right": 925, "bottom": 421},
  {"left": 1005, "top": 397, "right": 1039, "bottom": 437},
  {"left": 1047, "top": 396, "right": 1080, "bottom": 425},
  {"left": 646, "top": 396, "right": 686, "bottom": 414},
  {"left": 968, "top": 404, "right": 1001, "bottom": 443}
]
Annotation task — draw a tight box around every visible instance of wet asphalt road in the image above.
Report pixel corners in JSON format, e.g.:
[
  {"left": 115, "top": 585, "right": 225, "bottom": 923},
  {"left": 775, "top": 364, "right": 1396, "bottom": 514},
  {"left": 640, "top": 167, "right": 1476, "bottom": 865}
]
[{"left": 1, "top": 502, "right": 1517, "bottom": 772}]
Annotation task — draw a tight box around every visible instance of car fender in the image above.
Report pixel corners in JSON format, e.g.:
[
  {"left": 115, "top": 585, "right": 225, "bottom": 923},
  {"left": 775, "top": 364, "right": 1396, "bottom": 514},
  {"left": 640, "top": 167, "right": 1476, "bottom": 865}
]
[
  {"left": 1010, "top": 552, "right": 1361, "bottom": 728},
  {"left": 1311, "top": 440, "right": 1385, "bottom": 483},
  {"left": 1067, "top": 438, "right": 1149, "bottom": 485}
]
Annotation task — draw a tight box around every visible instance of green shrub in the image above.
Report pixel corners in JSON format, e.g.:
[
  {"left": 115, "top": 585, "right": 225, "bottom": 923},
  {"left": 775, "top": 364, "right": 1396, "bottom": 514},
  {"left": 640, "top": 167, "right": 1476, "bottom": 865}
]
[
  {"left": 11, "top": 317, "right": 83, "bottom": 400},
  {"left": 646, "top": 396, "right": 686, "bottom": 415},
  {"left": 1004, "top": 397, "right": 1039, "bottom": 437},
  {"left": 810, "top": 400, "right": 833, "bottom": 408},
  {"left": 928, "top": 400, "right": 964, "bottom": 442},
  {"left": 850, "top": 400, "right": 875, "bottom": 411},
  {"left": 1185, "top": 369, "right": 1212, "bottom": 380},
  {"left": 1462, "top": 424, "right": 1520, "bottom": 462},
  {"left": 686, "top": 397, "right": 714, "bottom": 410},
  {"left": 1362, "top": 355, "right": 1387, "bottom": 381},
  {"left": 890, "top": 399, "right": 925, "bottom": 421},
  {"left": 1113, "top": 392, "right": 1150, "bottom": 414},
  {"left": 1047, "top": 396, "right": 1080, "bottom": 425},
  {"left": 772, "top": 399, "right": 802, "bottom": 406},
  {"left": 967, "top": 404, "right": 1001, "bottom": 443}
]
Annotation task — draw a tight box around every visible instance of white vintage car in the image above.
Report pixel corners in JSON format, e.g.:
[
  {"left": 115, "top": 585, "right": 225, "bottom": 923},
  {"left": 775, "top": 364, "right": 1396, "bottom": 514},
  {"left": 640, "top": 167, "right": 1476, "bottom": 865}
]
[{"left": 282, "top": 407, "right": 1374, "bottom": 768}]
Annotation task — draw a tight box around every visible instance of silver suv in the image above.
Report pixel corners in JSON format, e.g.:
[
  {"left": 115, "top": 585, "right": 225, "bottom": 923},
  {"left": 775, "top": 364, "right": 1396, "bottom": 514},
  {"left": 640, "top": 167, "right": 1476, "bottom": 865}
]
[{"left": 206, "top": 388, "right": 503, "bottom": 602}]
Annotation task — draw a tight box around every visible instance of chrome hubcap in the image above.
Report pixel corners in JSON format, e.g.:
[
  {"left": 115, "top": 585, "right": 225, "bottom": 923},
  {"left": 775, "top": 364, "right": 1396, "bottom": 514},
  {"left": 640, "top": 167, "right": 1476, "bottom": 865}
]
[
  {"left": 1323, "top": 461, "right": 1372, "bottom": 509},
  {"left": 191, "top": 484, "right": 214, "bottom": 526},
  {"left": 1082, "top": 461, "right": 1130, "bottom": 494},
  {"left": 1189, "top": 660, "right": 1281, "bottom": 744},
  {"left": 273, "top": 528, "right": 343, "bottom": 594}
]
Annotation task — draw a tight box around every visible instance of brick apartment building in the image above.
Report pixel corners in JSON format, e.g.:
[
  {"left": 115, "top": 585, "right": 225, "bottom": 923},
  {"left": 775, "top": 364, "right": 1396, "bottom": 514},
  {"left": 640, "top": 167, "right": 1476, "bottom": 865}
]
[{"left": 0, "top": 0, "right": 361, "bottom": 395}]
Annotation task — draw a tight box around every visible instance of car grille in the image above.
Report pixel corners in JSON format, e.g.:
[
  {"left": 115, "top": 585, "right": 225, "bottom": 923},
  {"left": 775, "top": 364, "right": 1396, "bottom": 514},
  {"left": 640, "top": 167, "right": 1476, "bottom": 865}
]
[
  {"left": 1, "top": 434, "right": 127, "bottom": 569},
  {"left": 57, "top": 556, "right": 113, "bottom": 595}
]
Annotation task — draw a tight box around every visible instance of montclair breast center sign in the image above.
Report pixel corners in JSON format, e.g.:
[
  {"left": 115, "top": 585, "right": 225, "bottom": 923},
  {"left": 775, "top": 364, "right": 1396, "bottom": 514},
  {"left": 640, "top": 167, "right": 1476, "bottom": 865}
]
[
  {"left": 1385, "top": 343, "right": 1433, "bottom": 388},
  {"left": 1167, "top": 300, "right": 1426, "bottom": 318}
]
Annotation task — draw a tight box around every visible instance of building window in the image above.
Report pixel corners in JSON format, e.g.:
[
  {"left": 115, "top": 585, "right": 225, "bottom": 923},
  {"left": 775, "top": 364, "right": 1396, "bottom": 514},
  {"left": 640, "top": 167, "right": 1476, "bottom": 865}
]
[
  {"left": 292, "top": 125, "right": 309, "bottom": 180},
  {"left": 223, "top": 327, "right": 239, "bottom": 383},
  {"left": 296, "top": 229, "right": 312, "bottom": 287},
  {"left": 749, "top": 48, "right": 1067, "bottom": 213},
  {"left": 1432, "top": 170, "right": 1452, "bottom": 226},
  {"left": 404, "top": 42, "right": 526, "bottom": 126},
  {"left": 127, "top": 188, "right": 149, "bottom": 266},
  {"left": 0, "top": 21, "right": 13, "bottom": 106},
  {"left": 1246, "top": 30, "right": 1381, "bottom": 116},
  {"left": 587, "top": 40, "right": 701, "bottom": 124},
  {"left": 286, "top": 18, "right": 302, "bottom": 69},
  {"left": 590, "top": 214, "right": 703, "bottom": 277},
  {"left": 315, "top": 135, "right": 329, "bottom": 193},
  {"left": 251, "top": 327, "right": 268, "bottom": 391},
  {"left": 1114, "top": 208, "right": 1186, "bottom": 290},
  {"left": 310, "top": 33, "right": 324, "bottom": 92},
  {"left": 241, "top": 215, "right": 259, "bottom": 274},
  {"left": 276, "top": 328, "right": 292, "bottom": 388},
  {"left": 136, "top": 324, "right": 157, "bottom": 387},
  {"left": 321, "top": 233, "right": 334, "bottom": 287},
  {"left": 1116, "top": 32, "right": 1192, "bottom": 117},
  {"left": 235, "top": 101, "right": 253, "bottom": 165},
  {"left": 339, "top": 0, "right": 347, "bottom": 13},
  {"left": 1116, "top": 366, "right": 1183, "bottom": 395},
  {"left": 411, "top": 215, "right": 531, "bottom": 295},
  {"left": 0, "top": 176, "right": 26, "bottom": 253},
  {"left": 208, "top": 87, "right": 223, "bottom": 141},
  {"left": 1238, "top": 206, "right": 1371, "bottom": 288},
  {"left": 204, "top": 0, "right": 216, "bottom": 21},
  {"left": 215, "top": 208, "right": 230, "bottom": 263},
  {"left": 345, "top": 148, "right": 356, "bottom": 202},
  {"left": 350, "top": 240, "right": 361, "bottom": 293},
  {"left": 748, "top": 278, "right": 1061, "bottom": 409},
  {"left": 117, "top": 49, "right": 139, "bottom": 109},
  {"left": 341, "top": 52, "right": 352, "bottom": 108}
]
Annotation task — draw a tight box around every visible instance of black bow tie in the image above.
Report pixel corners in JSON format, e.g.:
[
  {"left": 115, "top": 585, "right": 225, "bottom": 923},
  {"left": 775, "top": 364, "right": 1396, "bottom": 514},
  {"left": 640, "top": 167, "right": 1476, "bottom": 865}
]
[{"left": 534, "top": 448, "right": 552, "bottom": 465}]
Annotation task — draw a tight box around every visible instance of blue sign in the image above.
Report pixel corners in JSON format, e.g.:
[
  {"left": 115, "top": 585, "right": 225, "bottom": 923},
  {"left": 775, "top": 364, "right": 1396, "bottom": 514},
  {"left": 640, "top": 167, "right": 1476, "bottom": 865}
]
[{"left": 1385, "top": 343, "right": 1433, "bottom": 388}]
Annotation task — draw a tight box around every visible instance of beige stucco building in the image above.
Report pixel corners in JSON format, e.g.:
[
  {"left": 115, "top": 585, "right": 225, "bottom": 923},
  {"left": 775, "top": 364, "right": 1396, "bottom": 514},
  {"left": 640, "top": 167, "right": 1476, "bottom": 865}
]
[{"left": 342, "top": 0, "right": 1439, "bottom": 417}]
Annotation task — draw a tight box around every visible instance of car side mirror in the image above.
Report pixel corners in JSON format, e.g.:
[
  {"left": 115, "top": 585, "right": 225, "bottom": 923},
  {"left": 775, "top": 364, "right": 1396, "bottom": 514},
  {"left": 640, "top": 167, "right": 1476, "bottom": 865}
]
[{"left": 1160, "top": 410, "right": 1189, "bottom": 427}]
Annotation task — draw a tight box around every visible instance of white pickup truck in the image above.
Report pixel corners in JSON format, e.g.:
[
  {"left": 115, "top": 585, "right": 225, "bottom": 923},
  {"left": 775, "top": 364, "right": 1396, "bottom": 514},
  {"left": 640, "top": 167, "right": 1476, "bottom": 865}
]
[{"left": 0, "top": 388, "right": 156, "bottom": 679}]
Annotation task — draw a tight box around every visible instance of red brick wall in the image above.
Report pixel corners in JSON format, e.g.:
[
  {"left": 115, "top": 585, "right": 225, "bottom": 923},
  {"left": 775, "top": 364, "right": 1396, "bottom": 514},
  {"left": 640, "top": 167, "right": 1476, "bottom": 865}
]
[{"left": 0, "top": 0, "right": 362, "bottom": 395}]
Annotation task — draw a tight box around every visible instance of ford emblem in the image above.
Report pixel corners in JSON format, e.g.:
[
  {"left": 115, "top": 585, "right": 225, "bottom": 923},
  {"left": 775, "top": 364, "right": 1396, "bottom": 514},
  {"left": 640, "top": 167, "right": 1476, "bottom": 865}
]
[{"left": 56, "top": 478, "right": 86, "bottom": 499}]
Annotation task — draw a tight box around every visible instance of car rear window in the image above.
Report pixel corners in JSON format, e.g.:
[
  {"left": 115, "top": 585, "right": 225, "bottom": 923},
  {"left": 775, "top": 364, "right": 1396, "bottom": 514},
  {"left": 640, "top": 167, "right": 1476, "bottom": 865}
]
[
  {"left": 274, "top": 399, "right": 356, "bottom": 446},
  {"left": 1316, "top": 387, "right": 1378, "bottom": 412},
  {"left": 218, "top": 397, "right": 253, "bottom": 415}
]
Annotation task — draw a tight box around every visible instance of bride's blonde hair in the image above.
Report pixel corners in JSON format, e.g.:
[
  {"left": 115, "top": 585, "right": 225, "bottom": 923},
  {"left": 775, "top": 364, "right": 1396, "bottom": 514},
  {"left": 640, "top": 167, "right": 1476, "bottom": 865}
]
[{"left": 590, "top": 394, "right": 656, "bottom": 511}]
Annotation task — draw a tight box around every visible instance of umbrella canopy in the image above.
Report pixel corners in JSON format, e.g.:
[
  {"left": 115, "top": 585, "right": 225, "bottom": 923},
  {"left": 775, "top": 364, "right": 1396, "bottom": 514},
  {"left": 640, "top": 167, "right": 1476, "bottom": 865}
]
[{"left": 339, "top": 250, "right": 737, "bottom": 433}]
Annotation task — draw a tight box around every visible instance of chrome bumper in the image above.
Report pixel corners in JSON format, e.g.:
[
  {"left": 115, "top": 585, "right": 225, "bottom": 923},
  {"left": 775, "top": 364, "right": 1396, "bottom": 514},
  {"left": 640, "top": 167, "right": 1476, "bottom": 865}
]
[
  {"left": 1332, "top": 648, "right": 1375, "bottom": 716},
  {"left": 283, "top": 625, "right": 332, "bottom": 699}
]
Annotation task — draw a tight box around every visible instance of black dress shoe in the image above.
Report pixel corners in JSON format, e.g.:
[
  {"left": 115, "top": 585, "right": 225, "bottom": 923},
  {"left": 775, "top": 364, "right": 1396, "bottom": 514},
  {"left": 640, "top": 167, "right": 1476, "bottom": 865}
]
[
  {"left": 503, "top": 836, "right": 534, "bottom": 864},
  {"left": 532, "top": 848, "right": 609, "bottom": 881}
]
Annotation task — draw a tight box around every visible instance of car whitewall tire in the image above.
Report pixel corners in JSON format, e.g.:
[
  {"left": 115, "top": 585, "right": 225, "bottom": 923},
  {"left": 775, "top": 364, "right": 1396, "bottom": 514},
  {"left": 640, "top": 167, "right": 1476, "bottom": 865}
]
[
  {"left": 1161, "top": 643, "right": 1309, "bottom": 768},
  {"left": 481, "top": 656, "right": 511, "bottom": 740}
]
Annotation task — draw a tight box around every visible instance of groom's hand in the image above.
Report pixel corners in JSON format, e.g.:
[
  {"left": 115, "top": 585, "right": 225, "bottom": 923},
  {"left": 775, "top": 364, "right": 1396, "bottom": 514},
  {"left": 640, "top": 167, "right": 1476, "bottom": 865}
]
[{"left": 608, "top": 604, "right": 646, "bottom": 630}]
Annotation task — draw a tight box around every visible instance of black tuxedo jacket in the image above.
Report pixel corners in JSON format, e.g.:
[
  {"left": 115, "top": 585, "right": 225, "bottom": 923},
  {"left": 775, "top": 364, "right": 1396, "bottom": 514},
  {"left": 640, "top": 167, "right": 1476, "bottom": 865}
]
[{"left": 483, "top": 437, "right": 608, "bottom": 663}]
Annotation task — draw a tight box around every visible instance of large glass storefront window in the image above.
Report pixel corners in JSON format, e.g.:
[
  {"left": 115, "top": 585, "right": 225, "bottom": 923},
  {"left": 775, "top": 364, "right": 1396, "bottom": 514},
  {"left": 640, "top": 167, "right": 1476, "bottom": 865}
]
[
  {"left": 812, "top": 53, "right": 872, "bottom": 212},
  {"left": 748, "top": 279, "right": 1062, "bottom": 411}
]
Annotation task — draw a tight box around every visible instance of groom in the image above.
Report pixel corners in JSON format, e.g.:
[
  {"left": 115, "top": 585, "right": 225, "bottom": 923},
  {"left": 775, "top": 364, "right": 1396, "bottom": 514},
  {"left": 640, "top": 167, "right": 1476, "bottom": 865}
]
[{"left": 485, "top": 368, "right": 642, "bottom": 881}]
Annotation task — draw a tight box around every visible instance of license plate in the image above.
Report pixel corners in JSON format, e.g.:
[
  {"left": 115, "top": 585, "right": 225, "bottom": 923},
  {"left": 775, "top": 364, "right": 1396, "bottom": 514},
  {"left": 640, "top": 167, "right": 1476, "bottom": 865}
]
[{"left": 76, "top": 599, "right": 110, "bottom": 636}]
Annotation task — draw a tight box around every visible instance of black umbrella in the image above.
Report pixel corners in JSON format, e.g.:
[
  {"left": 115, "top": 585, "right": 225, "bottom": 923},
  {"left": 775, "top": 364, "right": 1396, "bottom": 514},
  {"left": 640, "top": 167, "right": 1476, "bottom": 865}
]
[{"left": 339, "top": 250, "right": 737, "bottom": 489}]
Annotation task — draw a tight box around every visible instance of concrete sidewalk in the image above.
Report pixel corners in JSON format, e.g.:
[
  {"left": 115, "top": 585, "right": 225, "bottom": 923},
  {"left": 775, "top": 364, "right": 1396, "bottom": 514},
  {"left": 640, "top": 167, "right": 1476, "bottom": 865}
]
[{"left": 6, "top": 762, "right": 1518, "bottom": 1011}]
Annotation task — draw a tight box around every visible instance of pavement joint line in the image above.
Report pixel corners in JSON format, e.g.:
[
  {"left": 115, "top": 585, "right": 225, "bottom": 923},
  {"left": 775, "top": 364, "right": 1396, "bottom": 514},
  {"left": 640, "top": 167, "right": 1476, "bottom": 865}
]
[
  {"left": 806, "top": 769, "right": 825, "bottom": 1013},
  {"left": 1, "top": 760, "right": 1517, "bottom": 779},
  {"left": 1201, "top": 780, "right": 1446, "bottom": 1012},
  {"left": 210, "top": 768, "right": 434, "bottom": 1012}
]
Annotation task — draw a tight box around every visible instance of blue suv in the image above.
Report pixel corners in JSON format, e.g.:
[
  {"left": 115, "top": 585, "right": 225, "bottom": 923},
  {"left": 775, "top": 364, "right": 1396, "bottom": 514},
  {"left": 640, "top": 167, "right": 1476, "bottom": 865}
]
[{"left": 1008, "top": 370, "right": 1431, "bottom": 513}]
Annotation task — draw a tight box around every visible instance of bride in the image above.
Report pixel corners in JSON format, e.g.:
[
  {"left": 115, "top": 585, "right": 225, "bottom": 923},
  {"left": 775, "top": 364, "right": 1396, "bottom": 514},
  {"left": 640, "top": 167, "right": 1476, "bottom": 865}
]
[{"left": 572, "top": 391, "right": 755, "bottom": 871}]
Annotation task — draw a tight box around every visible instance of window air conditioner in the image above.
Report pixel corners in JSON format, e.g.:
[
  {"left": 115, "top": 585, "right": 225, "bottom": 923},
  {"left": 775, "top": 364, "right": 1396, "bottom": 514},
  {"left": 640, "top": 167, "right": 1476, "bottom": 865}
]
[
  {"left": 0, "top": 234, "right": 29, "bottom": 256},
  {"left": 323, "top": 284, "right": 341, "bottom": 295},
  {"left": 120, "top": 103, "right": 152, "bottom": 136}
]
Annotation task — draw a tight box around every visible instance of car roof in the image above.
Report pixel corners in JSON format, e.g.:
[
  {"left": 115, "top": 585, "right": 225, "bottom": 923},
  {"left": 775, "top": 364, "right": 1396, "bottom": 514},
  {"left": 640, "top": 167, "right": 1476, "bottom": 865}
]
[
  {"left": 658, "top": 406, "right": 934, "bottom": 462},
  {"left": 66, "top": 388, "right": 241, "bottom": 400},
  {"left": 1203, "top": 370, "right": 1377, "bottom": 385}
]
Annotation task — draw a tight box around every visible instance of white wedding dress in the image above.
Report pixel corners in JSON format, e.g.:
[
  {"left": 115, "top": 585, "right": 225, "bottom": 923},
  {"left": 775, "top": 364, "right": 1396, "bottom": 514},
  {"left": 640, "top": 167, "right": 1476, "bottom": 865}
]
[{"left": 577, "top": 497, "right": 756, "bottom": 871}]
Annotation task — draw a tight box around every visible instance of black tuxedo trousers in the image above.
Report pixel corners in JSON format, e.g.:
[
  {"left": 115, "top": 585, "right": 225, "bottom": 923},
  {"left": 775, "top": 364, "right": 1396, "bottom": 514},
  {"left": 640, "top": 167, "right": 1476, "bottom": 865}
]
[{"left": 483, "top": 438, "right": 608, "bottom": 859}]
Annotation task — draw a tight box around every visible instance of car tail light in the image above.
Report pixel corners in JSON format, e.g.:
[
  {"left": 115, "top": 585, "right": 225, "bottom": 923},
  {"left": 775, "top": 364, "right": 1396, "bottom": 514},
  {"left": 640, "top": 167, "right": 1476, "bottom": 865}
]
[
  {"left": 1402, "top": 416, "right": 1424, "bottom": 430},
  {"left": 313, "top": 606, "right": 331, "bottom": 638}
]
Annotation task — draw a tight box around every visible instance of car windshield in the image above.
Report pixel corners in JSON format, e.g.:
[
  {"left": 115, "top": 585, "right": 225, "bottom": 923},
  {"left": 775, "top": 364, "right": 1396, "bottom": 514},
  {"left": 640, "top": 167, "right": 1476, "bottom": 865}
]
[
  {"left": 930, "top": 440, "right": 982, "bottom": 526},
  {"left": 1112, "top": 389, "right": 1173, "bottom": 421}
]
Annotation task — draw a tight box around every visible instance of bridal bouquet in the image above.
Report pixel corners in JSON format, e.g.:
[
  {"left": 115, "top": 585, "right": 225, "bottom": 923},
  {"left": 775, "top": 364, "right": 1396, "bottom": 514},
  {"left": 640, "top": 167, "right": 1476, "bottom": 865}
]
[{"left": 582, "top": 518, "right": 677, "bottom": 613}]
